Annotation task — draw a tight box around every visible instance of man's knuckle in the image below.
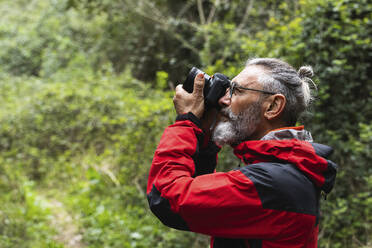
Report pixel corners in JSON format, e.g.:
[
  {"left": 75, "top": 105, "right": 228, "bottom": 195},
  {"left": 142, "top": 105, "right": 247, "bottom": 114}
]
[{"left": 175, "top": 91, "right": 182, "bottom": 98}]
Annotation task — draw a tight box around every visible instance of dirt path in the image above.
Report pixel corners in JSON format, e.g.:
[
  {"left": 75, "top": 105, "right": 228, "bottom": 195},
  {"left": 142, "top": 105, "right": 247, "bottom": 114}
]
[
  {"left": 47, "top": 197, "right": 85, "bottom": 248},
  {"left": 33, "top": 190, "right": 85, "bottom": 247}
]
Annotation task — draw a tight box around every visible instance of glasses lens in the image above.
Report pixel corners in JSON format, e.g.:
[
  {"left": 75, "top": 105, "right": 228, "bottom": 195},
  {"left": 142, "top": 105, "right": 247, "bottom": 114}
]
[{"left": 229, "top": 82, "right": 235, "bottom": 98}]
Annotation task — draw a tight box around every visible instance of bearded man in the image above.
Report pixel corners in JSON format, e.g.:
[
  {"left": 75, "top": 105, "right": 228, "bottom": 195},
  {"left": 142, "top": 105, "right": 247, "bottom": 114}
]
[{"left": 147, "top": 58, "right": 337, "bottom": 248}]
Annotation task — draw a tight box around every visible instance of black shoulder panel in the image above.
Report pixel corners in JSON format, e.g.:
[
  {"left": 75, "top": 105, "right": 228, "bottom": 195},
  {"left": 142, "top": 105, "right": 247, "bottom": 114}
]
[
  {"left": 239, "top": 162, "right": 319, "bottom": 215},
  {"left": 248, "top": 239, "right": 263, "bottom": 248},
  {"left": 213, "top": 238, "right": 262, "bottom": 248},
  {"left": 311, "top": 143, "right": 338, "bottom": 194},
  {"left": 213, "top": 238, "right": 248, "bottom": 248},
  {"left": 322, "top": 159, "right": 338, "bottom": 194},
  {"left": 311, "top": 143, "right": 333, "bottom": 158},
  {"left": 147, "top": 184, "right": 189, "bottom": 231}
]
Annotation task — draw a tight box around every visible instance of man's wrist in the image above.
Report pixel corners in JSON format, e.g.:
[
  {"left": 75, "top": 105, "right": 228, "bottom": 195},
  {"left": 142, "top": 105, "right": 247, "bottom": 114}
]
[{"left": 176, "top": 112, "right": 202, "bottom": 129}]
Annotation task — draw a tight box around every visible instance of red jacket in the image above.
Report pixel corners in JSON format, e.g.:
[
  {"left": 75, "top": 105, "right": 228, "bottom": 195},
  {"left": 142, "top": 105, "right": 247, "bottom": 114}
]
[{"left": 147, "top": 113, "right": 337, "bottom": 248}]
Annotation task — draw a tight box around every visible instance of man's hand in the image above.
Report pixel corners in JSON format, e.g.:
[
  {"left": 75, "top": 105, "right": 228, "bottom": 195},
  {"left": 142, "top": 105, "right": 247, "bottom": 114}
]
[{"left": 173, "top": 73, "right": 205, "bottom": 119}]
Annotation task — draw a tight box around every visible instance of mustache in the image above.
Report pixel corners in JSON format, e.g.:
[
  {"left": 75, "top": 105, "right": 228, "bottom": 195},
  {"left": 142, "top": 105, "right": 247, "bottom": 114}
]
[{"left": 219, "top": 107, "right": 239, "bottom": 121}]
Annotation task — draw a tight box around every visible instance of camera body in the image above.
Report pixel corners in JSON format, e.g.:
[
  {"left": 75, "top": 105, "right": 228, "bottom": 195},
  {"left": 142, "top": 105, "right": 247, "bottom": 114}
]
[{"left": 182, "top": 67, "right": 230, "bottom": 109}]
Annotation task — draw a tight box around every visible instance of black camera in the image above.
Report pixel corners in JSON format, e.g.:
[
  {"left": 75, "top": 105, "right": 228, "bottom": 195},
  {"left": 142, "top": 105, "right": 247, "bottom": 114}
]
[{"left": 182, "top": 67, "right": 230, "bottom": 109}]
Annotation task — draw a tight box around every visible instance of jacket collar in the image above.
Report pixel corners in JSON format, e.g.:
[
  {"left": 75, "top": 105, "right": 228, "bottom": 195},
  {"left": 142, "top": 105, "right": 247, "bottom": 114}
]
[
  {"left": 260, "top": 126, "right": 313, "bottom": 142},
  {"left": 233, "top": 127, "right": 337, "bottom": 193}
]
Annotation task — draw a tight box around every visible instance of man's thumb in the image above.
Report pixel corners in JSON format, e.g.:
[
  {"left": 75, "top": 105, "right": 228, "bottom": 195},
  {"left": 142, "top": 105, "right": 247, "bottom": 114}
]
[{"left": 193, "top": 73, "right": 205, "bottom": 96}]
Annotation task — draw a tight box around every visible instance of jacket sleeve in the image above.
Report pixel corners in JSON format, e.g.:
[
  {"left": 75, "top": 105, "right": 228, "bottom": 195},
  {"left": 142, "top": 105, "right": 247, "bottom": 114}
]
[{"left": 146, "top": 113, "right": 315, "bottom": 239}]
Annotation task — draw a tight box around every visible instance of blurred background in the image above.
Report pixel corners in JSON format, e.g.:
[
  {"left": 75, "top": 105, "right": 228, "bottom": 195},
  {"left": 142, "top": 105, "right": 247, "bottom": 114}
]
[{"left": 0, "top": 0, "right": 371, "bottom": 247}]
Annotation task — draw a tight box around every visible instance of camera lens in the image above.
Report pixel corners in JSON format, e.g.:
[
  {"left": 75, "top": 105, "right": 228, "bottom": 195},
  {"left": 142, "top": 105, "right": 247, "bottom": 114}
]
[
  {"left": 183, "top": 67, "right": 211, "bottom": 94},
  {"left": 182, "top": 67, "right": 229, "bottom": 109}
]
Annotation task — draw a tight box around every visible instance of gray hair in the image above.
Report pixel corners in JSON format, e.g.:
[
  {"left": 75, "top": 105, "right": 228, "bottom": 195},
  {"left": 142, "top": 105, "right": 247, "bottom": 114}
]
[{"left": 246, "top": 58, "right": 316, "bottom": 125}]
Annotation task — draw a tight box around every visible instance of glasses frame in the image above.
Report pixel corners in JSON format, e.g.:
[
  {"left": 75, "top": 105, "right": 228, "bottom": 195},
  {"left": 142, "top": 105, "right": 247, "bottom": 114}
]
[{"left": 229, "top": 82, "right": 276, "bottom": 98}]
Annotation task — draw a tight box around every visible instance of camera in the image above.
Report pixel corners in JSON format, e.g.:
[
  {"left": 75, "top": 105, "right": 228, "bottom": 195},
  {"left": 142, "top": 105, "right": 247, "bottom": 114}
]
[{"left": 182, "top": 67, "right": 230, "bottom": 109}]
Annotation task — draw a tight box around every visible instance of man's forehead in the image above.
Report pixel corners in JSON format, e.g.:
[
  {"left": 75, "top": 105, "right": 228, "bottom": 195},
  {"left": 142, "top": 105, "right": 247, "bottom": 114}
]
[{"left": 232, "top": 65, "right": 265, "bottom": 87}]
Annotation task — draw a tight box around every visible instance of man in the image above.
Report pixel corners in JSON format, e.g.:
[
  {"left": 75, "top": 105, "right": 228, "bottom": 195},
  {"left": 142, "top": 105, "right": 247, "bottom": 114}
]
[{"left": 147, "top": 58, "right": 337, "bottom": 248}]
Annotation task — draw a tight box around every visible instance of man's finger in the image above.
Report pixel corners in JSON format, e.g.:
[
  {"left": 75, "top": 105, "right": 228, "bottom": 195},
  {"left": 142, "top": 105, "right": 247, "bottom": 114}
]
[
  {"left": 192, "top": 73, "right": 205, "bottom": 96},
  {"left": 175, "top": 84, "right": 183, "bottom": 92}
]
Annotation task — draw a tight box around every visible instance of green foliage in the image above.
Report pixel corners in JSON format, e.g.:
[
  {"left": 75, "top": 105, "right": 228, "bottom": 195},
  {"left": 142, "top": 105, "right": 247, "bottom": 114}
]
[
  {"left": 0, "top": 0, "right": 371, "bottom": 247},
  {"left": 0, "top": 0, "right": 108, "bottom": 77},
  {"left": 0, "top": 174, "right": 63, "bottom": 247},
  {"left": 156, "top": 71, "right": 169, "bottom": 90},
  {"left": 0, "top": 65, "right": 207, "bottom": 247},
  {"left": 297, "top": 1, "right": 372, "bottom": 246}
]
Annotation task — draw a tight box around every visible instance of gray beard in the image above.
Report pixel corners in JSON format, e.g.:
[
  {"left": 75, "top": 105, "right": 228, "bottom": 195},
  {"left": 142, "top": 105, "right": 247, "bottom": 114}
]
[{"left": 212, "top": 101, "right": 261, "bottom": 146}]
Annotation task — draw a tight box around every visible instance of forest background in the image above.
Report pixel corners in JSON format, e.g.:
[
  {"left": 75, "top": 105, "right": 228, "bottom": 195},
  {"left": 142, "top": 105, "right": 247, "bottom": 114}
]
[{"left": 0, "top": 0, "right": 371, "bottom": 247}]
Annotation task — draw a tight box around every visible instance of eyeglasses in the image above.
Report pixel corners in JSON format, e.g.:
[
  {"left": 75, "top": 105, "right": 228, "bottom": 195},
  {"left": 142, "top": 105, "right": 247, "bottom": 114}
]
[{"left": 229, "top": 82, "right": 276, "bottom": 98}]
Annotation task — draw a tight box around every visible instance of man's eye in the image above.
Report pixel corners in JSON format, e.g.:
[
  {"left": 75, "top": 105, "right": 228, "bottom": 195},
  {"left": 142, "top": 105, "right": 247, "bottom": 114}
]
[{"left": 235, "top": 88, "right": 242, "bottom": 94}]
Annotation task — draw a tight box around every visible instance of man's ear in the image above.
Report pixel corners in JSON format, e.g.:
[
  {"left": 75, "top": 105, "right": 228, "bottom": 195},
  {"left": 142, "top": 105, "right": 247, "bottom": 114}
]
[{"left": 263, "top": 94, "right": 286, "bottom": 120}]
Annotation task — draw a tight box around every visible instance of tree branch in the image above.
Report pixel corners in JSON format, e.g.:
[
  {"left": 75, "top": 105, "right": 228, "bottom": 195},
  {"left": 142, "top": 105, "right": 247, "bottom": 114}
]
[
  {"left": 197, "top": 0, "right": 206, "bottom": 24},
  {"left": 206, "top": 0, "right": 220, "bottom": 24},
  {"left": 237, "top": 0, "right": 254, "bottom": 32},
  {"left": 134, "top": 176, "right": 145, "bottom": 197},
  {"left": 177, "top": 0, "right": 194, "bottom": 19},
  {"left": 125, "top": 0, "right": 201, "bottom": 54}
]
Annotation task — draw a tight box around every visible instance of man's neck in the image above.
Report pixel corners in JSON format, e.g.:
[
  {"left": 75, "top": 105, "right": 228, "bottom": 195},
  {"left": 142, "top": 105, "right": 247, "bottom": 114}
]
[{"left": 251, "top": 120, "right": 287, "bottom": 141}]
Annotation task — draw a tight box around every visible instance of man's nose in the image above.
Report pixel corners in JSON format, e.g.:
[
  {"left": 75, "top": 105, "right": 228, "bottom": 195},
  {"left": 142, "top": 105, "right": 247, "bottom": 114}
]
[{"left": 218, "top": 90, "right": 231, "bottom": 107}]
